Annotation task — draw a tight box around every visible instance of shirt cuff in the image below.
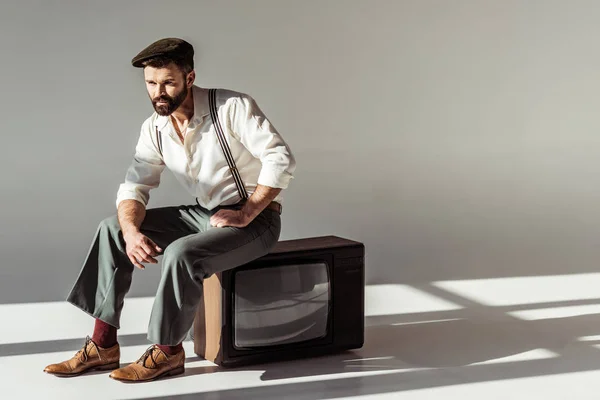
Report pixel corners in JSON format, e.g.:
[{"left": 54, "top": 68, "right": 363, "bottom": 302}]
[
  {"left": 257, "top": 166, "right": 294, "bottom": 189},
  {"left": 115, "top": 191, "right": 148, "bottom": 209}
]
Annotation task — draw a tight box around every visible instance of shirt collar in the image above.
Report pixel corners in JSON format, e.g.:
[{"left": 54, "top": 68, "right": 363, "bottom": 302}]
[{"left": 154, "top": 85, "right": 209, "bottom": 130}]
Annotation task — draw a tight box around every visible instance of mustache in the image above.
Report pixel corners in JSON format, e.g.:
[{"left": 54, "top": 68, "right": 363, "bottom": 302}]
[{"left": 153, "top": 96, "right": 172, "bottom": 103}]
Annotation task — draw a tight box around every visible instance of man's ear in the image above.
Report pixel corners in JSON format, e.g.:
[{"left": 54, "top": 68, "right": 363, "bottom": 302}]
[{"left": 187, "top": 70, "right": 196, "bottom": 87}]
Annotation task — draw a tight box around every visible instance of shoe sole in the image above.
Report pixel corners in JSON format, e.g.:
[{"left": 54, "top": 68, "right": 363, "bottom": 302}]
[
  {"left": 109, "top": 365, "right": 185, "bottom": 383},
  {"left": 44, "top": 361, "right": 121, "bottom": 377}
]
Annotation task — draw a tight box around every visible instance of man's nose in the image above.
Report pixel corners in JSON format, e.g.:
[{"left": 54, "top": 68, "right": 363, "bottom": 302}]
[{"left": 154, "top": 85, "right": 167, "bottom": 99}]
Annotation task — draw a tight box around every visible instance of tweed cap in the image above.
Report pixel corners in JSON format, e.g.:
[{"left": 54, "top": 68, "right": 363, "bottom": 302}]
[{"left": 131, "top": 38, "right": 194, "bottom": 68}]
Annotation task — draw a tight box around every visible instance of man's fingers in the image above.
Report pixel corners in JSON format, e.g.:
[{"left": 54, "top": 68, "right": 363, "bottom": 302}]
[
  {"left": 210, "top": 210, "right": 246, "bottom": 228},
  {"left": 212, "top": 217, "right": 233, "bottom": 228},
  {"left": 210, "top": 210, "right": 229, "bottom": 226},
  {"left": 141, "top": 242, "right": 157, "bottom": 257},
  {"left": 210, "top": 215, "right": 232, "bottom": 227},
  {"left": 128, "top": 255, "right": 145, "bottom": 270},
  {"left": 137, "top": 249, "right": 158, "bottom": 264},
  {"left": 133, "top": 250, "right": 147, "bottom": 264},
  {"left": 132, "top": 249, "right": 152, "bottom": 264},
  {"left": 149, "top": 240, "right": 162, "bottom": 253}
]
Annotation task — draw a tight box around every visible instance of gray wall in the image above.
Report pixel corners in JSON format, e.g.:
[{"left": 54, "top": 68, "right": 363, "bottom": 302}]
[{"left": 2, "top": 0, "right": 599, "bottom": 303}]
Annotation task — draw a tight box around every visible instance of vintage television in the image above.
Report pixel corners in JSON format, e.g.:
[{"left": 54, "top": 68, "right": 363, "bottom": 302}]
[{"left": 192, "top": 235, "right": 365, "bottom": 367}]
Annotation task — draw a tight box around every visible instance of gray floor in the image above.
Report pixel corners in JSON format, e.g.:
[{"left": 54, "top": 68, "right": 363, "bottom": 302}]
[{"left": 3, "top": 280, "right": 600, "bottom": 399}]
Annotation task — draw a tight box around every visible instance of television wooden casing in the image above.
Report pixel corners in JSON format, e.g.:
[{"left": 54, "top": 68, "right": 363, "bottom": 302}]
[{"left": 192, "top": 235, "right": 365, "bottom": 367}]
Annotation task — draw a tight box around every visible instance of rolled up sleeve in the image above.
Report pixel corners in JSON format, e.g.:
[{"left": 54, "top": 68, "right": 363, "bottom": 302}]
[
  {"left": 115, "top": 120, "right": 166, "bottom": 209},
  {"left": 229, "top": 94, "right": 296, "bottom": 189}
]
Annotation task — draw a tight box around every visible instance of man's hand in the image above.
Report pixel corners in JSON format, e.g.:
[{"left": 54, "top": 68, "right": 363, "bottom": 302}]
[
  {"left": 210, "top": 209, "right": 250, "bottom": 228},
  {"left": 123, "top": 231, "right": 162, "bottom": 270}
]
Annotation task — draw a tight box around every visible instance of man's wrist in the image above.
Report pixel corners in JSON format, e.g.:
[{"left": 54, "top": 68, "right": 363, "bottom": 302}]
[
  {"left": 239, "top": 184, "right": 282, "bottom": 223},
  {"left": 241, "top": 205, "right": 259, "bottom": 223},
  {"left": 122, "top": 227, "right": 140, "bottom": 239}
]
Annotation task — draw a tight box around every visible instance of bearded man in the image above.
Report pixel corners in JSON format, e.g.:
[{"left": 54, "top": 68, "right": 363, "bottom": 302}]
[{"left": 43, "top": 37, "right": 296, "bottom": 382}]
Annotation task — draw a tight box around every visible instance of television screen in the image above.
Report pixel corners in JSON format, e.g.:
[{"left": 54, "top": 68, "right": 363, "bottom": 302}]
[{"left": 233, "top": 262, "right": 331, "bottom": 348}]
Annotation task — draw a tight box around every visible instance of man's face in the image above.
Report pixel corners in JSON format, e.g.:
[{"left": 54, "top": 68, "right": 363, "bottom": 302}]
[{"left": 144, "top": 63, "right": 190, "bottom": 116}]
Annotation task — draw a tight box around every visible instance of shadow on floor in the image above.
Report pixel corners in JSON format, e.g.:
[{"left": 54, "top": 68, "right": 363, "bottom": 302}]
[{"left": 128, "top": 284, "right": 600, "bottom": 399}]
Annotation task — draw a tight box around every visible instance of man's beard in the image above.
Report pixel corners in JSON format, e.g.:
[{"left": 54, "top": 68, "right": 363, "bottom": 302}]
[{"left": 151, "top": 86, "right": 188, "bottom": 116}]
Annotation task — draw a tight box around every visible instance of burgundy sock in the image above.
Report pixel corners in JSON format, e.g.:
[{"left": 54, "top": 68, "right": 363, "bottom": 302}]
[
  {"left": 156, "top": 343, "right": 183, "bottom": 356},
  {"left": 91, "top": 319, "right": 118, "bottom": 348}
]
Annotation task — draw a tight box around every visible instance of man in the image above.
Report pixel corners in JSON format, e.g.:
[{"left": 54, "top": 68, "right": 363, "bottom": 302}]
[{"left": 43, "top": 38, "right": 296, "bottom": 382}]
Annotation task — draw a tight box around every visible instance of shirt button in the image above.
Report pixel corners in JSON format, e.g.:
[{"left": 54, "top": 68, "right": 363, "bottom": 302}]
[
  {"left": 188, "top": 155, "right": 193, "bottom": 161},
  {"left": 194, "top": 178, "right": 199, "bottom": 183}
]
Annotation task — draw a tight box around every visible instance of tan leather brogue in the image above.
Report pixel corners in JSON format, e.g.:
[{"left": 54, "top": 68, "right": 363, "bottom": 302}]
[
  {"left": 43, "top": 336, "right": 120, "bottom": 377},
  {"left": 109, "top": 345, "right": 185, "bottom": 382}
]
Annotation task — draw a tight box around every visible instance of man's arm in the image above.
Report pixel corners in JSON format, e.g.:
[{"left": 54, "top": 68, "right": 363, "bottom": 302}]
[
  {"left": 117, "top": 199, "right": 146, "bottom": 237},
  {"left": 229, "top": 94, "right": 296, "bottom": 208},
  {"left": 115, "top": 119, "right": 165, "bottom": 268},
  {"left": 115, "top": 119, "right": 166, "bottom": 214},
  {"left": 210, "top": 184, "right": 281, "bottom": 228},
  {"left": 241, "top": 184, "right": 282, "bottom": 221},
  {"left": 210, "top": 94, "right": 295, "bottom": 228}
]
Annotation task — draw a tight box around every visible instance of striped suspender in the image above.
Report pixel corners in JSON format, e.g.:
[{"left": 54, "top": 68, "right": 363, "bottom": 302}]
[
  {"left": 155, "top": 126, "right": 163, "bottom": 158},
  {"left": 209, "top": 88, "right": 249, "bottom": 201},
  {"left": 153, "top": 89, "right": 248, "bottom": 203}
]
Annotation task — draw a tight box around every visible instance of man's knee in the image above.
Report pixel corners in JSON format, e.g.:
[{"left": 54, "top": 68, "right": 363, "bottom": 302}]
[
  {"left": 162, "top": 239, "right": 208, "bottom": 279},
  {"left": 98, "top": 214, "right": 120, "bottom": 231}
]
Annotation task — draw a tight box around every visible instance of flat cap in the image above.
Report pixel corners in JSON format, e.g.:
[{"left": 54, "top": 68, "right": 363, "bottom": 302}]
[{"left": 131, "top": 38, "right": 194, "bottom": 68}]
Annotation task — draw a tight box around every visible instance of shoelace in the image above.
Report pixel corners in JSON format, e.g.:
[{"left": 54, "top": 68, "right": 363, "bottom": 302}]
[
  {"left": 75, "top": 336, "right": 97, "bottom": 362},
  {"left": 136, "top": 345, "right": 165, "bottom": 369}
]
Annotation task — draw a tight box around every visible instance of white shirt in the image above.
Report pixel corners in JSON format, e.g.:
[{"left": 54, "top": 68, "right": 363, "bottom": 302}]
[{"left": 116, "top": 85, "right": 296, "bottom": 210}]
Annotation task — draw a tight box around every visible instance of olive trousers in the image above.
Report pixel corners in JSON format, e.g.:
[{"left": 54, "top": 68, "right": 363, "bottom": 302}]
[{"left": 66, "top": 201, "right": 281, "bottom": 345}]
